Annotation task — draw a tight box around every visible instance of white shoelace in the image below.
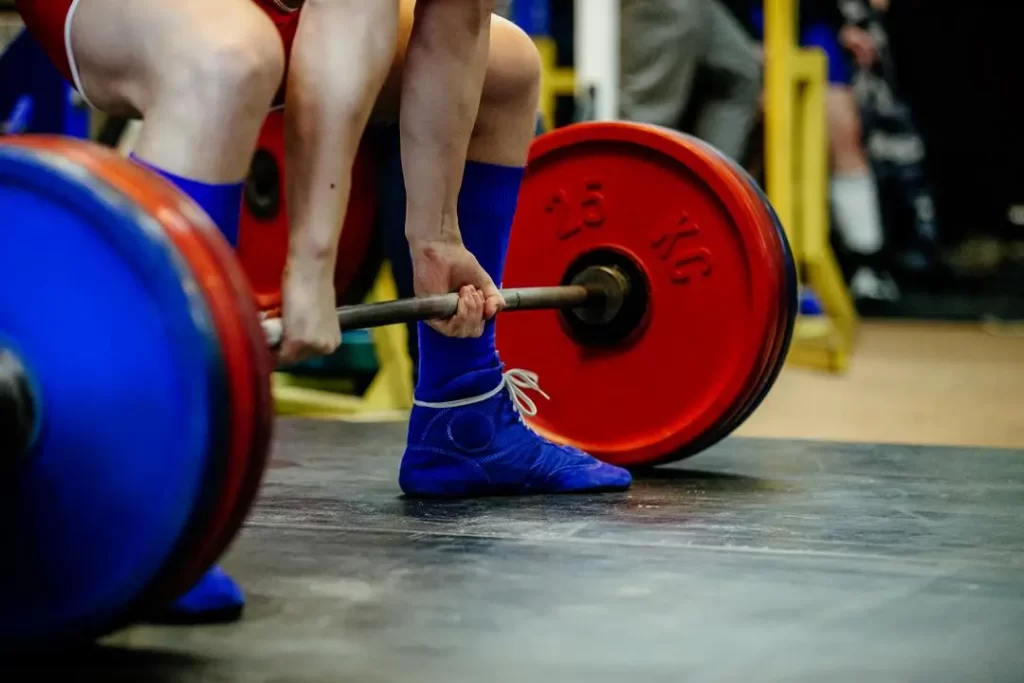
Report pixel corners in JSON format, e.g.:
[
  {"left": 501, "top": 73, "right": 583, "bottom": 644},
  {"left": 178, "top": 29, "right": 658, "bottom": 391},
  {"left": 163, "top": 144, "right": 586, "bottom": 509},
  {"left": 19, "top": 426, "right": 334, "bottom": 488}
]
[{"left": 413, "top": 368, "right": 550, "bottom": 417}]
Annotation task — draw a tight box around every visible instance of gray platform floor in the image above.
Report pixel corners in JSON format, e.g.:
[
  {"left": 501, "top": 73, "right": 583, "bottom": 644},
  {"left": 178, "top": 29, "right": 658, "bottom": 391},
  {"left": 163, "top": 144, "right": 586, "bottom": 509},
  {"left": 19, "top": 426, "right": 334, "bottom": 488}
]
[{"left": 38, "top": 420, "right": 1024, "bottom": 681}]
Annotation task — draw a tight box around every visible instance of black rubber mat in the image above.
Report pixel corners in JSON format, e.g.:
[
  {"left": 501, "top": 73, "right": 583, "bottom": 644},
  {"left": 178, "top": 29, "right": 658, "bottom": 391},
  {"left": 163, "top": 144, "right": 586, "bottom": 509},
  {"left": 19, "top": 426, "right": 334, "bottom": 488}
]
[{"left": 23, "top": 419, "right": 1024, "bottom": 682}]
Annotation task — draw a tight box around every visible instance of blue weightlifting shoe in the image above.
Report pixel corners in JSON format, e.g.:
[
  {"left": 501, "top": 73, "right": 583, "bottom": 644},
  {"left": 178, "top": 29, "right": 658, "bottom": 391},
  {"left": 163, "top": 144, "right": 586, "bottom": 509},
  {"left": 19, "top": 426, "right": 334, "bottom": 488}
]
[
  {"left": 399, "top": 369, "right": 632, "bottom": 497},
  {"left": 148, "top": 565, "right": 245, "bottom": 625}
]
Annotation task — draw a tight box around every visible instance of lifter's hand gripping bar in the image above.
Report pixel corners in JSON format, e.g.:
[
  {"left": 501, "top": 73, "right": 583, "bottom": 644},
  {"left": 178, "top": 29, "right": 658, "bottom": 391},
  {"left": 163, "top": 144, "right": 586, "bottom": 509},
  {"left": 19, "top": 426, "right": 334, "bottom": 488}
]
[{"left": 261, "top": 284, "right": 597, "bottom": 350}]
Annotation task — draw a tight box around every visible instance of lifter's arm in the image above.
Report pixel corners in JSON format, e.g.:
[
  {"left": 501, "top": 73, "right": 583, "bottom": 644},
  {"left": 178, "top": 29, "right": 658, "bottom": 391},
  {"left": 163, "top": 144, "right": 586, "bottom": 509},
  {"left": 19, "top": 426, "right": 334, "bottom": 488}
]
[
  {"left": 400, "top": 0, "right": 492, "bottom": 248},
  {"left": 280, "top": 0, "right": 399, "bottom": 364},
  {"left": 399, "top": 0, "right": 504, "bottom": 337}
]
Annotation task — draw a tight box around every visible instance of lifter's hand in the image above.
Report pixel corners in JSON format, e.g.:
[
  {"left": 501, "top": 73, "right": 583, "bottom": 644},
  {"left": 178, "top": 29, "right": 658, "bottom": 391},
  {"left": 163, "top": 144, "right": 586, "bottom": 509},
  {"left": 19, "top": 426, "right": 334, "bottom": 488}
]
[
  {"left": 411, "top": 240, "right": 505, "bottom": 338},
  {"left": 277, "top": 263, "right": 341, "bottom": 366}
]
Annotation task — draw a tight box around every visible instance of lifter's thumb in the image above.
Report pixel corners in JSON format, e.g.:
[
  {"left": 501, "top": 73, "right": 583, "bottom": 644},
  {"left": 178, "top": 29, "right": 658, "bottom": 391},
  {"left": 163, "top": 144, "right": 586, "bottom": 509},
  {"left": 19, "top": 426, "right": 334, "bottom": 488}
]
[{"left": 482, "top": 283, "right": 505, "bottom": 319}]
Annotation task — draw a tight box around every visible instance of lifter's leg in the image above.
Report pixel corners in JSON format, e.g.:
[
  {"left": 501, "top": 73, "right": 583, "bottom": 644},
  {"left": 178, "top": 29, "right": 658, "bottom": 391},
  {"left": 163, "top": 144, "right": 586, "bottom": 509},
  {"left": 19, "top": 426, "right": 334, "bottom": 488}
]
[
  {"left": 393, "top": 14, "right": 632, "bottom": 497},
  {"left": 69, "top": 0, "right": 284, "bottom": 243},
  {"left": 65, "top": 0, "right": 285, "bottom": 620}
]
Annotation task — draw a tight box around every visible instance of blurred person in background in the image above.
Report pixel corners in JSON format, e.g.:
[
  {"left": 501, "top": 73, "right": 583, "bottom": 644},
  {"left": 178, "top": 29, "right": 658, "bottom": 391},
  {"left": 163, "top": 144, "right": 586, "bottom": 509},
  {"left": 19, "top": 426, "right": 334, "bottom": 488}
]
[
  {"left": 724, "top": 0, "right": 900, "bottom": 306},
  {"left": 838, "top": 0, "right": 941, "bottom": 286},
  {"left": 618, "top": 0, "right": 762, "bottom": 163}
]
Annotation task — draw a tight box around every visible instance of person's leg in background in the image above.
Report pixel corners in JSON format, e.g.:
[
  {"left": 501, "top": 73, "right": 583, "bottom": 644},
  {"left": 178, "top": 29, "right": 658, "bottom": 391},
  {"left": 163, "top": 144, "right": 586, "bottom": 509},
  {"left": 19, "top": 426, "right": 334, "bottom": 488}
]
[
  {"left": 827, "top": 84, "right": 898, "bottom": 303},
  {"left": 803, "top": 24, "right": 899, "bottom": 304},
  {"left": 618, "top": 0, "right": 705, "bottom": 128},
  {"left": 33, "top": 0, "right": 286, "bottom": 621},
  {"left": 689, "top": 0, "right": 761, "bottom": 161}
]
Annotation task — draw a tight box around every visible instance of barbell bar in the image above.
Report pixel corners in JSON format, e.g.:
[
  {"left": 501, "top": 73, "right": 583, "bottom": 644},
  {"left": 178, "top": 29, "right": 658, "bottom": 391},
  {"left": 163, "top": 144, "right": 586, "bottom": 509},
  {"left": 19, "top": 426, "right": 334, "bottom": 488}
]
[{"left": 260, "top": 264, "right": 631, "bottom": 348}]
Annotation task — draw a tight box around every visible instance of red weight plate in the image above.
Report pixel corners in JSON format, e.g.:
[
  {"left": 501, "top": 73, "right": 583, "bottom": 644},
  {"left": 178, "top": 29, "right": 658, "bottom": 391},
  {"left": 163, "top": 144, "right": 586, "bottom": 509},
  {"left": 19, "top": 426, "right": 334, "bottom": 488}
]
[
  {"left": 497, "top": 122, "right": 778, "bottom": 467},
  {"left": 686, "top": 156, "right": 798, "bottom": 457},
  {"left": 174, "top": 200, "right": 275, "bottom": 588},
  {"left": 665, "top": 134, "right": 786, "bottom": 459},
  {"left": 673, "top": 133, "right": 783, "bottom": 453},
  {"left": 108, "top": 159, "right": 273, "bottom": 604},
  {"left": 236, "top": 109, "right": 378, "bottom": 313},
  {"left": 43, "top": 143, "right": 261, "bottom": 608},
  {"left": 707, "top": 148, "right": 790, "bottom": 442}
]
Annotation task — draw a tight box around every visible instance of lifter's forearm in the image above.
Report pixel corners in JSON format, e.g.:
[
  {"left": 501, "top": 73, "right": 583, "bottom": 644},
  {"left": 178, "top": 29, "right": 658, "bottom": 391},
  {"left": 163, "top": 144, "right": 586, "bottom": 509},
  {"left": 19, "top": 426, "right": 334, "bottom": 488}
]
[
  {"left": 285, "top": 1, "right": 398, "bottom": 266},
  {"left": 400, "top": 0, "right": 494, "bottom": 248}
]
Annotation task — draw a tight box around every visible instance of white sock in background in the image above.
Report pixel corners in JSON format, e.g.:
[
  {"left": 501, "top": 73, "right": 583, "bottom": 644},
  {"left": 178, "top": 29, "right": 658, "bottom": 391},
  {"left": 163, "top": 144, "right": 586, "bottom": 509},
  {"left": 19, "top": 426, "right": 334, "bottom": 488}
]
[
  {"left": 831, "top": 170, "right": 899, "bottom": 301},
  {"left": 830, "top": 170, "right": 884, "bottom": 254}
]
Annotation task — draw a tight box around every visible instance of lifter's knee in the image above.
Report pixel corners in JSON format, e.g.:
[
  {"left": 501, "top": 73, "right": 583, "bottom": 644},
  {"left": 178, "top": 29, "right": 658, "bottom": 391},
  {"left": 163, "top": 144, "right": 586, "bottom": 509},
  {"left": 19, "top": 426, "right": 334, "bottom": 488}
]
[
  {"left": 466, "top": 18, "right": 540, "bottom": 164},
  {"left": 471, "top": 17, "right": 541, "bottom": 162},
  {"left": 159, "top": 14, "right": 284, "bottom": 116},
  {"left": 480, "top": 19, "right": 541, "bottom": 118}
]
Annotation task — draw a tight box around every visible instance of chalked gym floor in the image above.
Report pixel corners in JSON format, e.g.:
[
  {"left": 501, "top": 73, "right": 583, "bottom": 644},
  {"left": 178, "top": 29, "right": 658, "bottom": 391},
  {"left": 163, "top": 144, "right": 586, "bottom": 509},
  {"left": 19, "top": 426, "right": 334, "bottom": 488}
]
[{"left": 31, "top": 417, "right": 1024, "bottom": 682}]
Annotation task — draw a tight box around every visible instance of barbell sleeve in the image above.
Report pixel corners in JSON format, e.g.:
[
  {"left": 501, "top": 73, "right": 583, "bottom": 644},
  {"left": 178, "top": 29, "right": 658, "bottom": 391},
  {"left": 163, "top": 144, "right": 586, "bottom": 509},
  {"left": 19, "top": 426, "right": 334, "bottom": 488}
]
[{"left": 262, "top": 284, "right": 598, "bottom": 350}]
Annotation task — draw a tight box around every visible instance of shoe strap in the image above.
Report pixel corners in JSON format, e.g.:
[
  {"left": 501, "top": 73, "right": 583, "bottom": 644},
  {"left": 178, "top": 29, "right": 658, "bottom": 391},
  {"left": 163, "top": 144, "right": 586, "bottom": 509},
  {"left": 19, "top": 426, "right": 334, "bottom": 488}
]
[{"left": 413, "top": 368, "right": 550, "bottom": 416}]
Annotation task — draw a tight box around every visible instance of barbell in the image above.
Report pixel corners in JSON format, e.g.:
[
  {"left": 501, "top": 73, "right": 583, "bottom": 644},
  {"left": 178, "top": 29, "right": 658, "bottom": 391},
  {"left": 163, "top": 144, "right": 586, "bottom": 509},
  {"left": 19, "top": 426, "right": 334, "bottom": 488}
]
[
  {"left": 0, "top": 121, "right": 795, "bottom": 653},
  {"left": 260, "top": 264, "right": 630, "bottom": 349}
]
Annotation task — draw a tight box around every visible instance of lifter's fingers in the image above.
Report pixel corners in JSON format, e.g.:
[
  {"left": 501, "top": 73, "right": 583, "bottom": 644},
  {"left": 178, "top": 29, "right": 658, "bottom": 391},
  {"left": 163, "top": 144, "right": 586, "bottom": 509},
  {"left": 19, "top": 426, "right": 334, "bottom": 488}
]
[
  {"left": 470, "top": 289, "right": 487, "bottom": 336},
  {"left": 481, "top": 283, "right": 505, "bottom": 319},
  {"left": 461, "top": 286, "right": 485, "bottom": 337},
  {"left": 451, "top": 290, "right": 472, "bottom": 337}
]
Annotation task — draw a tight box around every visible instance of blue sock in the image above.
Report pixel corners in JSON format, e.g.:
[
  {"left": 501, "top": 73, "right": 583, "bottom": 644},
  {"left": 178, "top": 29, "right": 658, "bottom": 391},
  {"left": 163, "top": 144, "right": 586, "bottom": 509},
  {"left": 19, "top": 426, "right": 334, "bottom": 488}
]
[
  {"left": 149, "top": 566, "right": 246, "bottom": 625},
  {"left": 130, "top": 154, "right": 244, "bottom": 247},
  {"left": 414, "top": 161, "right": 524, "bottom": 403}
]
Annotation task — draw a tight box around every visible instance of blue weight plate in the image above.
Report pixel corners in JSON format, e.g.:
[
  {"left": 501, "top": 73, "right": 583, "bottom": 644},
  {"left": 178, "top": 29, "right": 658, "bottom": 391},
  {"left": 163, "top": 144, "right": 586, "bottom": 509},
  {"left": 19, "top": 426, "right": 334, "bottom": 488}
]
[{"left": 0, "top": 140, "right": 228, "bottom": 653}]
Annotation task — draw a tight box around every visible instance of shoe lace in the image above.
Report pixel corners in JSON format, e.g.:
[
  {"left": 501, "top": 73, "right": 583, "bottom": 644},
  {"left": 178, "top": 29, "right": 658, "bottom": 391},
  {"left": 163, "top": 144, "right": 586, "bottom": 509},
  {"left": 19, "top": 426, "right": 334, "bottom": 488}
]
[
  {"left": 412, "top": 368, "right": 550, "bottom": 417},
  {"left": 501, "top": 369, "right": 550, "bottom": 417}
]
